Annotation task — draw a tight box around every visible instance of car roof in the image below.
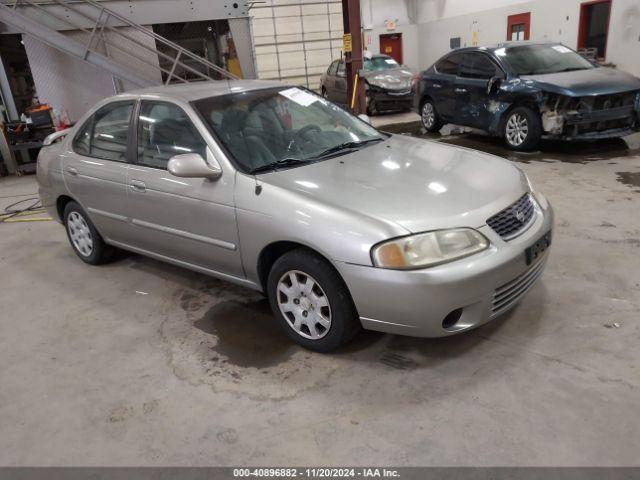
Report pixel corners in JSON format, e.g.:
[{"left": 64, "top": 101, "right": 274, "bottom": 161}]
[
  {"left": 124, "top": 79, "right": 285, "bottom": 102},
  {"left": 448, "top": 41, "right": 560, "bottom": 55}
]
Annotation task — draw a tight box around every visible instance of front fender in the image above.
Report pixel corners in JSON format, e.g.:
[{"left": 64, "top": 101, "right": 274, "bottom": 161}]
[{"left": 234, "top": 173, "right": 408, "bottom": 286}]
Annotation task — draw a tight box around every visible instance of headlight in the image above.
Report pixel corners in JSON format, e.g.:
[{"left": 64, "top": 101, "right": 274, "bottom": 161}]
[{"left": 371, "top": 228, "right": 489, "bottom": 269}]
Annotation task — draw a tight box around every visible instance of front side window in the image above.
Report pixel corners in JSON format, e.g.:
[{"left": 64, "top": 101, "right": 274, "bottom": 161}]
[
  {"left": 328, "top": 60, "right": 339, "bottom": 75},
  {"left": 336, "top": 61, "right": 346, "bottom": 77},
  {"left": 459, "top": 53, "right": 501, "bottom": 79},
  {"left": 72, "top": 101, "right": 134, "bottom": 161},
  {"left": 137, "top": 101, "right": 207, "bottom": 169},
  {"left": 193, "top": 87, "right": 384, "bottom": 173},
  {"left": 497, "top": 44, "right": 594, "bottom": 75},
  {"left": 436, "top": 53, "right": 463, "bottom": 76}
]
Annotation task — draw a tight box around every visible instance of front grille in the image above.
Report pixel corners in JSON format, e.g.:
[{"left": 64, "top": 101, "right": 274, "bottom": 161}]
[
  {"left": 491, "top": 259, "right": 546, "bottom": 317},
  {"left": 486, "top": 193, "right": 535, "bottom": 239}
]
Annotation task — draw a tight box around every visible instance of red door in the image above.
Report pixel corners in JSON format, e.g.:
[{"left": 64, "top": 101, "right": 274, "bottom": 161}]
[
  {"left": 379, "top": 33, "right": 403, "bottom": 65},
  {"left": 507, "top": 12, "right": 531, "bottom": 41},
  {"left": 577, "top": 0, "right": 611, "bottom": 59}
]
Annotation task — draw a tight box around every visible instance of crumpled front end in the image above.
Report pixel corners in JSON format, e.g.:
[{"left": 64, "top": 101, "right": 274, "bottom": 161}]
[{"left": 539, "top": 90, "right": 640, "bottom": 140}]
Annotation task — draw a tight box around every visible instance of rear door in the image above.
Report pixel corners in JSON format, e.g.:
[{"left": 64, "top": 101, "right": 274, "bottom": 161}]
[
  {"left": 456, "top": 52, "right": 504, "bottom": 129},
  {"left": 334, "top": 60, "right": 348, "bottom": 105},
  {"left": 429, "top": 53, "right": 462, "bottom": 121},
  {"left": 62, "top": 100, "right": 134, "bottom": 243},
  {"left": 124, "top": 100, "right": 243, "bottom": 278},
  {"left": 323, "top": 60, "right": 339, "bottom": 99}
]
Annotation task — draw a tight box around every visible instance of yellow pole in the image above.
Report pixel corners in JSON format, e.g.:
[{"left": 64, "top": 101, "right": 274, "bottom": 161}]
[{"left": 350, "top": 73, "right": 359, "bottom": 111}]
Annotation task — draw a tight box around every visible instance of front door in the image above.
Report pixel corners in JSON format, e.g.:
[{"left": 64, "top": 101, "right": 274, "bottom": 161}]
[
  {"left": 379, "top": 33, "right": 403, "bottom": 65},
  {"left": 125, "top": 100, "right": 243, "bottom": 278},
  {"left": 62, "top": 100, "right": 134, "bottom": 243},
  {"left": 455, "top": 52, "right": 504, "bottom": 129}
]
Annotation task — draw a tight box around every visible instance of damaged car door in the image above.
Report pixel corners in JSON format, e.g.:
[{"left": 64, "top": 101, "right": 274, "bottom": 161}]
[
  {"left": 430, "top": 52, "right": 462, "bottom": 121},
  {"left": 456, "top": 52, "right": 505, "bottom": 129}
]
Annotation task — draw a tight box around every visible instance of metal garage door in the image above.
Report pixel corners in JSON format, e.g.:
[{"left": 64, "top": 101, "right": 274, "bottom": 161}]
[{"left": 250, "top": 0, "right": 343, "bottom": 91}]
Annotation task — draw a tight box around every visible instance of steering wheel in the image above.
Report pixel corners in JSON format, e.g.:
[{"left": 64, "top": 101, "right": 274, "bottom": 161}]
[{"left": 297, "top": 124, "right": 322, "bottom": 139}]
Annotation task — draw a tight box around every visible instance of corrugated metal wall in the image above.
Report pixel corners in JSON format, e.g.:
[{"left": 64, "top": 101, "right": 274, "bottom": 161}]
[
  {"left": 251, "top": 0, "right": 343, "bottom": 91},
  {"left": 23, "top": 27, "right": 161, "bottom": 122}
]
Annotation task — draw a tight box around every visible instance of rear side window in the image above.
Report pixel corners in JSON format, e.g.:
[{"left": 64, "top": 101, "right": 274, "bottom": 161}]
[
  {"left": 460, "top": 53, "right": 500, "bottom": 79},
  {"left": 72, "top": 101, "right": 134, "bottom": 162},
  {"left": 435, "top": 53, "right": 463, "bottom": 75},
  {"left": 137, "top": 101, "right": 207, "bottom": 170}
]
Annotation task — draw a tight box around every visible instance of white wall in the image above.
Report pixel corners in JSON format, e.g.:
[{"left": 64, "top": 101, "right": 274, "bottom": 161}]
[
  {"left": 413, "top": 0, "right": 640, "bottom": 76},
  {"left": 360, "top": 0, "right": 419, "bottom": 70}
]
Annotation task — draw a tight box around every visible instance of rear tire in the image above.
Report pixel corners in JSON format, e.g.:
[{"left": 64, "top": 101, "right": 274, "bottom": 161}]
[
  {"left": 63, "top": 201, "right": 116, "bottom": 265},
  {"left": 420, "top": 98, "right": 443, "bottom": 132},
  {"left": 503, "top": 106, "right": 542, "bottom": 151},
  {"left": 267, "top": 249, "right": 361, "bottom": 352}
]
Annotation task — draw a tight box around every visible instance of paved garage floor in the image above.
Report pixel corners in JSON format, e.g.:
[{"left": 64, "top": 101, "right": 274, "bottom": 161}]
[{"left": 1, "top": 126, "right": 639, "bottom": 466}]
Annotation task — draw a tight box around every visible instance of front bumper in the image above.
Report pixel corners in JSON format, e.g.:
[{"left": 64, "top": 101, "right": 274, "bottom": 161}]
[
  {"left": 552, "top": 106, "right": 640, "bottom": 140},
  {"left": 335, "top": 193, "right": 554, "bottom": 337},
  {"left": 369, "top": 89, "right": 414, "bottom": 112}
]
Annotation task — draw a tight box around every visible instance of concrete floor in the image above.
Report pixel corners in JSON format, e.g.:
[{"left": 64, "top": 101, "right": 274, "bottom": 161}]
[{"left": 1, "top": 125, "right": 639, "bottom": 466}]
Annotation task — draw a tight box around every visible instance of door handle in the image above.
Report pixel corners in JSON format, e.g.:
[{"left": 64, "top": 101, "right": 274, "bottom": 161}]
[
  {"left": 66, "top": 167, "right": 78, "bottom": 176},
  {"left": 129, "top": 180, "right": 146, "bottom": 192},
  {"left": 432, "top": 83, "right": 442, "bottom": 89},
  {"left": 455, "top": 88, "right": 467, "bottom": 93}
]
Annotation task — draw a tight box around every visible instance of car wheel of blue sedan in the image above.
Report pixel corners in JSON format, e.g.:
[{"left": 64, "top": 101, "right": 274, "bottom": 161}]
[
  {"left": 421, "top": 99, "right": 443, "bottom": 133},
  {"left": 503, "top": 106, "right": 542, "bottom": 151},
  {"left": 267, "top": 249, "right": 361, "bottom": 352}
]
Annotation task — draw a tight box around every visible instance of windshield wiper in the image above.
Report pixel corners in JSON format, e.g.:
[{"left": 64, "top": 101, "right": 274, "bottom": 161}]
[
  {"left": 250, "top": 158, "right": 307, "bottom": 174},
  {"left": 314, "top": 137, "right": 384, "bottom": 159}
]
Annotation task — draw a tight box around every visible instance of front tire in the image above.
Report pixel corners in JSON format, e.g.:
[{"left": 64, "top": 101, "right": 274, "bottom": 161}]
[
  {"left": 503, "top": 106, "right": 542, "bottom": 151},
  {"left": 63, "top": 201, "right": 116, "bottom": 265},
  {"left": 267, "top": 249, "right": 361, "bottom": 352},
  {"left": 421, "top": 98, "right": 443, "bottom": 132}
]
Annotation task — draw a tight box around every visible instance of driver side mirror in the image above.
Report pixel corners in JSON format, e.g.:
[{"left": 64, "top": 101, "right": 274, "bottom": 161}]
[
  {"left": 358, "top": 113, "right": 372, "bottom": 125},
  {"left": 487, "top": 76, "right": 502, "bottom": 95},
  {"left": 168, "top": 153, "right": 222, "bottom": 180}
]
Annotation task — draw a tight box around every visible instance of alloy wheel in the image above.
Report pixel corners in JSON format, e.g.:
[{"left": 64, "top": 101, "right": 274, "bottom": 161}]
[
  {"left": 422, "top": 102, "right": 435, "bottom": 129},
  {"left": 505, "top": 112, "right": 529, "bottom": 146},
  {"left": 276, "top": 270, "right": 332, "bottom": 340},
  {"left": 67, "top": 211, "right": 93, "bottom": 257}
]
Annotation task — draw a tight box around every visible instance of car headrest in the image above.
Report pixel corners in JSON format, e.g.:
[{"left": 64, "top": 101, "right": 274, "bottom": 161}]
[{"left": 220, "top": 108, "right": 248, "bottom": 136}]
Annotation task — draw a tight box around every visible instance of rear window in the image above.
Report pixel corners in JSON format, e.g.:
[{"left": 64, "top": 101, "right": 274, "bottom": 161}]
[{"left": 435, "top": 53, "right": 463, "bottom": 75}]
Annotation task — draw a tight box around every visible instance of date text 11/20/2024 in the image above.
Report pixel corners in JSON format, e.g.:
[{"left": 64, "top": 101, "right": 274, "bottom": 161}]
[{"left": 232, "top": 468, "right": 401, "bottom": 478}]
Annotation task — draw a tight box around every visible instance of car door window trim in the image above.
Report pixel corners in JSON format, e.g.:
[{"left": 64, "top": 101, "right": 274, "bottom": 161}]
[
  {"left": 71, "top": 100, "right": 136, "bottom": 163},
  {"left": 132, "top": 100, "right": 209, "bottom": 171}
]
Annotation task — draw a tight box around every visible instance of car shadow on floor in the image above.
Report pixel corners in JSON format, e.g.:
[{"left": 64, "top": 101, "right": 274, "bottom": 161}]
[{"left": 379, "top": 121, "right": 640, "bottom": 164}]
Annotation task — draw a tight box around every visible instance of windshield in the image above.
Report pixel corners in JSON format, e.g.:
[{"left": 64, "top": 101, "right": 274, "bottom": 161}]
[
  {"left": 193, "top": 87, "right": 384, "bottom": 173},
  {"left": 498, "top": 44, "right": 594, "bottom": 75},
  {"left": 364, "top": 56, "right": 400, "bottom": 71}
]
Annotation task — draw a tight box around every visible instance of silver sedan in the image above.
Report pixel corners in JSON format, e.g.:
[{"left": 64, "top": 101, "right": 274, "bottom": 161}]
[{"left": 37, "top": 80, "right": 553, "bottom": 352}]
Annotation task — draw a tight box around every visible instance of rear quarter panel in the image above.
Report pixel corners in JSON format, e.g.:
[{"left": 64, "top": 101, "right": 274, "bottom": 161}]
[{"left": 37, "top": 141, "right": 68, "bottom": 222}]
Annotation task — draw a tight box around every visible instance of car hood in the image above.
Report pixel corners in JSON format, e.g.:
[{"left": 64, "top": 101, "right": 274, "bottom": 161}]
[
  {"left": 522, "top": 67, "right": 640, "bottom": 96},
  {"left": 362, "top": 67, "right": 414, "bottom": 90},
  {"left": 259, "top": 135, "right": 528, "bottom": 233}
]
